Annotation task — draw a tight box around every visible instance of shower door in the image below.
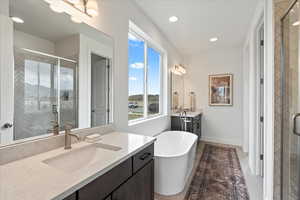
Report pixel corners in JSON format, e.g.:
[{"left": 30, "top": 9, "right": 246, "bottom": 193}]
[
  {"left": 282, "top": 1, "right": 300, "bottom": 199},
  {"left": 13, "top": 48, "right": 78, "bottom": 140}
]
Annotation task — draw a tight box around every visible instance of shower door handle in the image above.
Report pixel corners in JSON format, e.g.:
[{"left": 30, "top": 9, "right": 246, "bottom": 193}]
[
  {"left": 2, "top": 123, "right": 13, "bottom": 129},
  {"left": 293, "top": 113, "right": 300, "bottom": 136}
]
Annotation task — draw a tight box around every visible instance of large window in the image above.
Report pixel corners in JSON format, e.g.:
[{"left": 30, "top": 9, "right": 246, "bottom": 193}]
[{"left": 128, "top": 29, "right": 163, "bottom": 122}]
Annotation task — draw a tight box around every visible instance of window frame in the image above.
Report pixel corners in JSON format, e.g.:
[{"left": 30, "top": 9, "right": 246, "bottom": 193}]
[{"left": 128, "top": 26, "right": 165, "bottom": 124}]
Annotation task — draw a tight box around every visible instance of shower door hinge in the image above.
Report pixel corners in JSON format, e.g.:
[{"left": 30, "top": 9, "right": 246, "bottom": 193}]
[
  {"left": 260, "top": 78, "right": 264, "bottom": 85},
  {"left": 260, "top": 154, "right": 264, "bottom": 160},
  {"left": 106, "top": 59, "right": 110, "bottom": 69},
  {"left": 260, "top": 116, "right": 264, "bottom": 122},
  {"left": 260, "top": 40, "right": 264, "bottom": 46}
]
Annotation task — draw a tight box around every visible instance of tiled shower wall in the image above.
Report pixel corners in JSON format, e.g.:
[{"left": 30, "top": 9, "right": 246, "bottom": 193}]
[{"left": 273, "top": 0, "right": 295, "bottom": 199}]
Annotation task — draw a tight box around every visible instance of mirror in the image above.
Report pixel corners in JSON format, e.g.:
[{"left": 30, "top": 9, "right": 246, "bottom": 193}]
[
  {"left": 171, "top": 72, "right": 184, "bottom": 113},
  {"left": 2, "top": 0, "right": 113, "bottom": 146}
]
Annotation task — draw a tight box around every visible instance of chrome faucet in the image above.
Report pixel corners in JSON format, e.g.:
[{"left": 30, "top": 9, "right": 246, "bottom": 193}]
[
  {"left": 180, "top": 111, "right": 191, "bottom": 131},
  {"left": 64, "top": 123, "right": 80, "bottom": 150},
  {"left": 48, "top": 105, "right": 60, "bottom": 135}
]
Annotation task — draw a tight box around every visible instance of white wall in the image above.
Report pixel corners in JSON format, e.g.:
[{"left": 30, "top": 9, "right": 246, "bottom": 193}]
[
  {"left": 55, "top": 35, "right": 79, "bottom": 59},
  {"left": 0, "top": 0, "right": 9, "bottom": 16},
  {"left": 83, "top": 0, "right": 183, "bottom": 136},
  {"left": 14, "top": 30, "right": 55, "bottom": 54},
  {"left": 183, "top": 47, "right": 243, "bottom": 146}
]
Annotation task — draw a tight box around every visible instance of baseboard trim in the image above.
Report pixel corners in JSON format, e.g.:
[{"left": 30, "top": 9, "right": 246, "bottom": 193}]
[{"left": 201, "top": 136, "right": 241, "bottom": 146}]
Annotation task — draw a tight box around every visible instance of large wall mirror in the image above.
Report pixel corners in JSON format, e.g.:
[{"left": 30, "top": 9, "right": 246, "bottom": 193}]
[
  {"left": 1, "top": 0, "right": 114, "bottom": 146},
  {"left": 171, "top": 72, "right": 184, "bottom": 113}
]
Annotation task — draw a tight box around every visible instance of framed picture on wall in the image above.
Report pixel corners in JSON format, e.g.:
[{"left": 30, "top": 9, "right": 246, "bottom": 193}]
[{"left": 209, "top": 74, "right": 233, "bottom": 106}]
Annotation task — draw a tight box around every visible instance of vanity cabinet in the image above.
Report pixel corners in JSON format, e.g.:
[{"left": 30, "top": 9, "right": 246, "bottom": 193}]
[
  {"left": 171, "top": 114, "right": 202, "bottom": 139},
  {"left": 112, "top": 160, "right": 154, "bottom": 200},
  {"left": 63, "top": 193, "right": 76, "bottom": 200},
  {"left": 70, "top": 144, "right": 154, "bottom": 200}
]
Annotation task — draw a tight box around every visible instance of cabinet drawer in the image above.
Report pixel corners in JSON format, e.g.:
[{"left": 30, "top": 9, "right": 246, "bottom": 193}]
[
  {"left": 78, "top": 159, "right": 132, "bottom": 200},
  {"left": 133, "top": 144, "right": 154, "bottom": 173}
]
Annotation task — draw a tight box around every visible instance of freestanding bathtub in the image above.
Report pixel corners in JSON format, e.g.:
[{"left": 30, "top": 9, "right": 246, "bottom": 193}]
[{"left": 154, "top": 131, "right": 198, "bottom": 196}]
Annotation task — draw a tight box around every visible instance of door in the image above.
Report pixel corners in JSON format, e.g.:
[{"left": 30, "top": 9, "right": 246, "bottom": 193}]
[
  {"left": 91, "top": 53, "right": 110, "bottom": 127},
  {"left": 258, "top": 23, "right": 265, "bottom": 177},
  {"left": 112, "top": 160, "right": 154, "bottom": 200},
  {"left": 0, "top": 15, "right": 14, "bottom": 144},
  {"left": 282, "top": 1, "right": 300, "bottom": 199}
]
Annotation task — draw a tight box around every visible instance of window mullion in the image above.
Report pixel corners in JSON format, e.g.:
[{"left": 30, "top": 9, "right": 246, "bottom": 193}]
[
  {"left": 57, "top": 59, "right": 61, "bottom": 125},
  {"left": 144, "top": 42, "right": 148, "bottom": 119}
]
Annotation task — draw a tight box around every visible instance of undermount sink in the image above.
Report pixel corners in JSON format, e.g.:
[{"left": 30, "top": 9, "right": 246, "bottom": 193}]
[{"left": 43, "top": 143, "right": 122, "bottom": 173}]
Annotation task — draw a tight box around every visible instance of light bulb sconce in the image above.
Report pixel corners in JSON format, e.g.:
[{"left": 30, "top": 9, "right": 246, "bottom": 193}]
[
  {"left": 172, "top": 65, "right": 187, "bottom": 76},
  {"left": 63, "top": 0, "right": 97, "bottom": 17}
]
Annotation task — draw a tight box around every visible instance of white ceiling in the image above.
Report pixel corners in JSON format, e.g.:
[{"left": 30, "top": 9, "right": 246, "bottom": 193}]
[
  {"left": 10, "top": 0, "right": 112, "bottom": 44},
  {"left": 134, "top": 0, "right": 260, "bottom": 55}
]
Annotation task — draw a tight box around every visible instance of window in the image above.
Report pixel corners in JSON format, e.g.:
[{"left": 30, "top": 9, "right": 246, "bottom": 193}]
[{"left": 128, "top": 27, "right": 163, "bottom": 122}]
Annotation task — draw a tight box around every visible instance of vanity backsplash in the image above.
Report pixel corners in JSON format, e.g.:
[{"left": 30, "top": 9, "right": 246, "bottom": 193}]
[{"left": 0, "top": 125, "right": 114, "bottom": 165}]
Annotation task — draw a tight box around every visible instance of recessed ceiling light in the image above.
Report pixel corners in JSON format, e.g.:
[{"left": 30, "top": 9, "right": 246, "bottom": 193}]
[
  {"left": 11, "top": 17, "right": 24, "bottom": 24},
  {"left": 293, "top": 21, "right": 300, "bottom": 26},
  {"left": 210, "top": 37, "right": 218, "bottom": 42},
  {"left": 169, "top": 16, "right": 179, "bottom": 23}
]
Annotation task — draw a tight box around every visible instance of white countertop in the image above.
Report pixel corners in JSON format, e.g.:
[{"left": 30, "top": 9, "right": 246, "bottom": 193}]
[
  {"left": 0, "top": 132, "right": 156, "bottom": 200},
  {"left": 171, "top": 110, "right": 203, "bottom": 118}
]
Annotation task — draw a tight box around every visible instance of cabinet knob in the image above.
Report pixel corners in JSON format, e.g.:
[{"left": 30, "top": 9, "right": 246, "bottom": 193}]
[{"left": 139, "top": 152, "right": 151, "bottom": 160}]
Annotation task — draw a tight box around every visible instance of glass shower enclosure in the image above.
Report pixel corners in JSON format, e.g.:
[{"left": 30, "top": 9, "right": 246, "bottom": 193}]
[
  {"left": 281, "top": 1, "right": 300, "bottom": 199},
  {"left": 13, "top": 48, "right": 78, "bottom": 140}
]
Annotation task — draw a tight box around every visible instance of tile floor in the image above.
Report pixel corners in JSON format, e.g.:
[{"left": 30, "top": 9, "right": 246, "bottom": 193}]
[{"left": 155, "top": 142, "right": 263, "bottom": 200}]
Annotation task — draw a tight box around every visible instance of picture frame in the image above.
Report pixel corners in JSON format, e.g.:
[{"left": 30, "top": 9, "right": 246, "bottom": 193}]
[{"left": 209, "top": 74, "right": 233, "bottom": 106}]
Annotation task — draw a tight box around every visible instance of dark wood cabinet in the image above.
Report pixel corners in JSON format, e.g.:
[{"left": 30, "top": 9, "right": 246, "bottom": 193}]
[
  {"left": 68, "top": 144, "right": 155, "bottom": 200},
  {"left": 63, "top": 193, "right": 76, "bottom": 200},
  {"left": 171, "top": 114, "right": 202, "bottom": 139},
  {"left": 104, "top": 196, "right": 111, "bottom": 200},
  {"left": 112, "top": 160, "right": 154, "bottom": 200}
]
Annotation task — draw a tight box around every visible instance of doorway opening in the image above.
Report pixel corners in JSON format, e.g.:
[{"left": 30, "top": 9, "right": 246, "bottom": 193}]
[{"left": 91, "top": 53, "right": 110, "bottom": 127}]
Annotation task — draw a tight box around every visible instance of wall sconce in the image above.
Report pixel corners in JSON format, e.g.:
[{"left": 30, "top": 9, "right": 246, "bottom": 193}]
[
  {"left": 44, "top": 0, "right": 99, "bottom": 23},
  {"left": 172, "top": 65, "right": 187, "bottom": 76},
  {"left": 65, "top": 0, "right": 99, "bottom": 17}
]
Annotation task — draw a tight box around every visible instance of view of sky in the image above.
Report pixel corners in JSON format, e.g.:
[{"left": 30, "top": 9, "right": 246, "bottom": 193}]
[{"left": 128, "top": 33, "right": 161, "bottom": 96}]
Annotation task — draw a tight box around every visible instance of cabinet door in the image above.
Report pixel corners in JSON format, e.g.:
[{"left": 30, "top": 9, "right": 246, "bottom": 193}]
[
  {"left": 112, "top": 160, "right": 154, "bottom": 200},
  {"left": 104, "top": 196, "right": 111, "bottom": 200},
  {"left": 171, "top": 116, "right": 182, "bottom": 131},
  {"left": 63, "top": 193, "right": 76, "bottom": 200}
]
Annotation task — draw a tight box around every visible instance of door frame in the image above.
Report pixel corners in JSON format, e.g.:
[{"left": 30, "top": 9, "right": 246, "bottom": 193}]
[
  {"left": 0, "top": 15, "right": 14, "bottom": 144},
  {"left": 78, "top": 34, "right": 114, "bottom": 129},
  {"left": 256, "top": 20, "right": 265, "bottom": 177}
]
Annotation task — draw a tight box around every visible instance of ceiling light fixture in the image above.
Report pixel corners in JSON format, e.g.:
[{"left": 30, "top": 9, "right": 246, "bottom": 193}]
[
  {"left": 11, "top": 17, "right": 24, "bottom": 24},
  {"left": 74, "top": 0, "right": 85, "bottom": 12},
  {"left": 169, "top": 16, "right": 178, "bottom": 23},
  {"left": 86, "top": 0, "right": 99, "bottom": 16},
  {"left": 71, "top": 15, "right": 83, "bottom": 23},
  {"left": 43, "top": 0, "right": 99, "bottom": 23},
  {"left": 172, "top": 65, "right": 187, "bottom": 76},
  {"left": 67, "top": 0, "right": 80, "bottom": 3},
  {"left": 293, "top": 21, "right": 300, "bottom": 26},
  {"left": 209, "top": 37, "right": 218, "bottom": 42},
  {"left": 49, "top": 0, "right": 64, "bottom": 13}
]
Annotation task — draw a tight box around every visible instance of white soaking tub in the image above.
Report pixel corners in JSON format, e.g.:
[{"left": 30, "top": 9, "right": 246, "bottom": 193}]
[{"left": 154, "top": 131, "right": 198, "bottom": 196}]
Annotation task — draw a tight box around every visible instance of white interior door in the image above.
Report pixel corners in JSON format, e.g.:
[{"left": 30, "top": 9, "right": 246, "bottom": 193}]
[
  {"left": 0, "top": 15, "right": 14, "bottom": 144},
  {"left": 91, "top": 55, "right": 108, "bottom": 127}
]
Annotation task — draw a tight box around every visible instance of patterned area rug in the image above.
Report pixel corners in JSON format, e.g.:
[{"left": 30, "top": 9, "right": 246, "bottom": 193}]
[{"left": 186, "top": 144, "right": 249, "bottom": 200}]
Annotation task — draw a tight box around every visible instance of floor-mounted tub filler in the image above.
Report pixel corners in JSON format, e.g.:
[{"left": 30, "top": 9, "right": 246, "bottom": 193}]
[{"left": 154, "top": 131, "right": 198, "bottom": 196}]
